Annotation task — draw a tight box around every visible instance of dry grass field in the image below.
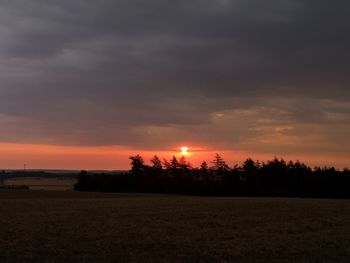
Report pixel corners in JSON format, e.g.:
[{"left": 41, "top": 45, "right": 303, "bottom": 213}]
[
  {"left": 3, "top": 177, "right": 77, "bottom": 191},
  {"left": 0, "top": 190, "right": 349, "bottom": 263}
]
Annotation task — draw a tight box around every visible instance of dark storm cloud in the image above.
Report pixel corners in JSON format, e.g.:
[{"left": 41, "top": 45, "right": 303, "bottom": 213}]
[{"left": 0, "top": 0, "right": 350, "bottom": 150}]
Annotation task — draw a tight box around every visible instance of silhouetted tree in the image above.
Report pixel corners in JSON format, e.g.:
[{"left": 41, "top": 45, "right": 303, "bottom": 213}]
[
  {"left": 263, "top": 157, "right": 287, "bottom": 175},
  {"left": 242, "top": 158, "right": 259, "bottom": 173},
  {"left": 211, "top": 154, "right": 229, "bottom": 175},
  {"left": 200, "top": 161, "right": 209, "bottom": 177},
  {"left": 162, "top": 159, "right": 171, "bottom": 170},
  {"left": 74, "top": 170, "right": 89, "bottom": 191},
  {"left": 169, "top": 156, "right": 180, "bottom": 170},
  {"left": 130, "top": 155, "right": 145, "bottom": 174},
  {"left": 179, "top": 156, "right": 191, "bottom": 171},
  {"left": 150, "top": 155, "right": 163, "bottom": 171}
]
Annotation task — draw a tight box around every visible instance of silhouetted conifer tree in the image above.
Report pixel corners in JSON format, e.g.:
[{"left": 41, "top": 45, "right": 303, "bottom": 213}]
[
  {"left": 211, "top": 154, "right": 229, "bottom": 175},
  {"left": 200, "top": 161, "right": 209, "bottom": 177},
  {"left": 130, "top": 155, "right": 145, "bottom": 174},
  {"left": 179, "top": 156, "right": 191, "bottom": 170},
  {"left": 169, "top": 156, "right": 180, "bottom": 170},
  {"left": 150, "top": 155, "right": 162, "bottom": 171},
  {"left": 242, "top": 158, "right": 258, "bottom": 173}
]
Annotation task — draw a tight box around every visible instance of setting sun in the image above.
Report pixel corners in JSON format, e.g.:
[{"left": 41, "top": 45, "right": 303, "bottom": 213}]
[{"left": 180, "top": 146, "right": 189, "bottom": 156}]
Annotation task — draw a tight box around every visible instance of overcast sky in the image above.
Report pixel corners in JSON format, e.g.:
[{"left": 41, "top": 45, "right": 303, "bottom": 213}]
[{"left": 0, "top": 0, "right": 350, "bottom": 168}]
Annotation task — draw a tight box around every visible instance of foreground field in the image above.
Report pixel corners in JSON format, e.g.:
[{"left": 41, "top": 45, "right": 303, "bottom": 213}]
[{"left": 0, "top": 191, "right": 349, "bottom": 263}]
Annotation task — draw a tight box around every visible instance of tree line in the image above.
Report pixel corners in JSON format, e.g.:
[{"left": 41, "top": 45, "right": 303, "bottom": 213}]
[{"left": 75, "top": 154, "right": 350, "bottom": 198}]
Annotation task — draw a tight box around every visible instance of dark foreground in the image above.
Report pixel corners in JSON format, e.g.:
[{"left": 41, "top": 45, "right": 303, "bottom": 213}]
[{"left": 0, "top": 190, "right": 349, "bottom": 263}]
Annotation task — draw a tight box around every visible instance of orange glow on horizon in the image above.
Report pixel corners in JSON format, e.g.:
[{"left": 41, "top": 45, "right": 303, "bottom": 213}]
[{"left": 0, "top": 143, "right": 349, "bottom": 170}]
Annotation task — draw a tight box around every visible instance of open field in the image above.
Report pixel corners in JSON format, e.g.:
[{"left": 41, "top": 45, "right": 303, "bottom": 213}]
[
  {"left": 3, "top": 177, "right": 77, "bottom": 191},
  {"left": 0, "top": 190, "right": 349, "bottom": 263}
]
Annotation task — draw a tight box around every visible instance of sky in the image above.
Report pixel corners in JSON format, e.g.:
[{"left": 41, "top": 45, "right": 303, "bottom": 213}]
[{"left": 0, "top": 0, "right": 350, "bottom": 169}]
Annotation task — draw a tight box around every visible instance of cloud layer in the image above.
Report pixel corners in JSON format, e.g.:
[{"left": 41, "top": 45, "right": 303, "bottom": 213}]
[{"left": 0, "top": 0, "right": 349, "bottom": 155}]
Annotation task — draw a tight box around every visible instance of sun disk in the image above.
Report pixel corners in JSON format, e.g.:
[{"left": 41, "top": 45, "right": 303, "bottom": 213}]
[{"left": 181, "top": 146, "right": 189, "bottom": 155}]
